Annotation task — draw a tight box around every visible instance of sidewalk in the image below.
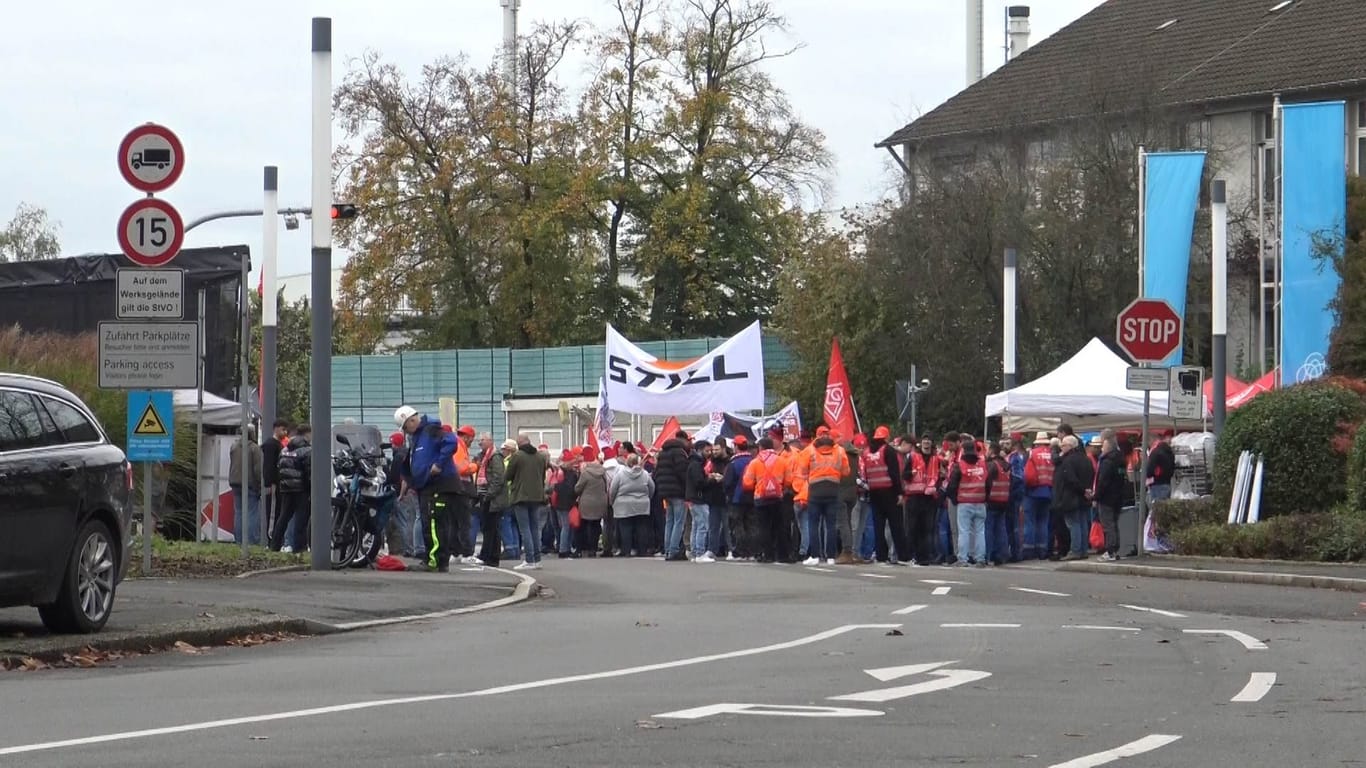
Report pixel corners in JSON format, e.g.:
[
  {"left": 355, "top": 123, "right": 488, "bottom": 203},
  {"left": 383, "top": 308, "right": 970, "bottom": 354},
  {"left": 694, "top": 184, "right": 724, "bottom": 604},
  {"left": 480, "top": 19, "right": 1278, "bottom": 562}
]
[
  {"left": 0, "top": 566, "right": 535, "bottom": 663},
  {"left": 1057, "top": 553, "right": 1366, "bottom": 592}
]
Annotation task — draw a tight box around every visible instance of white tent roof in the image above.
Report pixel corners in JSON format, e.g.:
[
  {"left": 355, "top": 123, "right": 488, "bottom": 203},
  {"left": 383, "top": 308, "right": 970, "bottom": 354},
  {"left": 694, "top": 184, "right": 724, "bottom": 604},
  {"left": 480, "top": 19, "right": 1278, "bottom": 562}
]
[
  {"left": 173, "top": 389, "right": 247, "bottom": 428},
  {"left": 985, "top": 338, "right": 1172, "bottom": 427}
]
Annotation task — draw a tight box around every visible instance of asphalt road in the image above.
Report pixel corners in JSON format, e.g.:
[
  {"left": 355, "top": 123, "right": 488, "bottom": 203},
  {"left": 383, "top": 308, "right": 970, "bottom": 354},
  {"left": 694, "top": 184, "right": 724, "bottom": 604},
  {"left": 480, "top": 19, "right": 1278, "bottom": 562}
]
[{"left": 1, "top": 559, "right": 1362, "bottom": 767}]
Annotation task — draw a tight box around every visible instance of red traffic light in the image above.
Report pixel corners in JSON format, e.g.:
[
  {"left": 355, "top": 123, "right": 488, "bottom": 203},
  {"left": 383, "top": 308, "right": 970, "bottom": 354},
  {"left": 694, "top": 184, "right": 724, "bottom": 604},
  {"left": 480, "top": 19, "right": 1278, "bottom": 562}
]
[{"left": 330, "top": 204, "right": 358, "bottom": 220}]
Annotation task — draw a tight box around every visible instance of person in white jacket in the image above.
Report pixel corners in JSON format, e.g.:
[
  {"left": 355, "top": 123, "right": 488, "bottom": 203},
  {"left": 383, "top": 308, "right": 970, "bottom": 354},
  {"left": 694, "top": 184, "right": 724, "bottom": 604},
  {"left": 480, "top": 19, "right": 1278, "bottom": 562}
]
[
  {"left": 608, "top": 452, "right": 655, "bottom": 557},
  {"left": 601, "top": 446, "right": 624, "bottom": 556}
]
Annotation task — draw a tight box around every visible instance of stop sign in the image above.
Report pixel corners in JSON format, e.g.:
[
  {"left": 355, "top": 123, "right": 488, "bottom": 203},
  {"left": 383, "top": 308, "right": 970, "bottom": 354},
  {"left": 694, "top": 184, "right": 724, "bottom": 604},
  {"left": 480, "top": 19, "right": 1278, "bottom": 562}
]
[{"left": 1116, "top": 298, "right": 1182, "bottom": 363}]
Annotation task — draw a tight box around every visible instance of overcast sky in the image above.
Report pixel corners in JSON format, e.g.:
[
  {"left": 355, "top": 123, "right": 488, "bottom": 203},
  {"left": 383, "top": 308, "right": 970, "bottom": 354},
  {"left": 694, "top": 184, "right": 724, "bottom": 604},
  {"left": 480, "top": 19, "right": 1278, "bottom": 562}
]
[{"left": 1, "top": 0, "right": 1102, "bottom": 282}]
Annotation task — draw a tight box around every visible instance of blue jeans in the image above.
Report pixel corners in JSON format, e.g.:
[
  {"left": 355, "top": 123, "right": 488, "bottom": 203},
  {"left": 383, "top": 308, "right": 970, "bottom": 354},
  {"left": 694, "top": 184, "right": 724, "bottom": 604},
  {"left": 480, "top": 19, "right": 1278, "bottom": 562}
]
[
  {"left": 807, "top": 497, "right": 840, "bottom": 559},
  {"left": 500, "top": 510, "right": 520, "bottom": 559},
  {"left": 937, "top": 503, "right": 954, "bottom": 562},
  {"left": 665, "top": 498, "right": 687, "bottom": 556},
  {"left": 708, "top": 504, "right": 731, "bottom": 555},
  {"left": 1066, "top": 508, "right": 1090, "bottom": 557},
  {"left": 794, "top": 503, "right": 811, "bottom": 557},
  {"left": 858, "top": 502, "right": 876, "bottom": 560},
  {"left": 388, "top": 494, "right": 416, "bottom": 555},
  {"left": 230, "top": 485, "right": 262, "bottom": 546},
  {"left": 690, "top": 502, "right": 711, "bottom": 557},
  {"left": 513, "top": 503, "right": 544, "bottom": 563},
  {"left": 956, "top": 502, "right": 987, "bottom": 563},
  {"left": 986, "top": 506, "right": 1009, "bottom": 563},
  {"left": 1023, "top": 495, "right": 1051, "bottom": 559},
  {"left": 554, "top": 508, "right": 575, "bottom": 554},
  {"left": 1149, "top": 483, "right": 1172, "bottom": 505}
]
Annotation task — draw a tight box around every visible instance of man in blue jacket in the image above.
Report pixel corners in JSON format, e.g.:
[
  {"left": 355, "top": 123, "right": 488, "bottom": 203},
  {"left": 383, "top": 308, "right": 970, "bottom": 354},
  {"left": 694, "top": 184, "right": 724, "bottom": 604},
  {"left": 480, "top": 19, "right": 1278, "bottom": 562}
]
[
  {"left": 395, "top": 405, "right": 459, "bottom": 572},
  {"left": 722, "top": 435, "right": 756, "bottom": 560}
]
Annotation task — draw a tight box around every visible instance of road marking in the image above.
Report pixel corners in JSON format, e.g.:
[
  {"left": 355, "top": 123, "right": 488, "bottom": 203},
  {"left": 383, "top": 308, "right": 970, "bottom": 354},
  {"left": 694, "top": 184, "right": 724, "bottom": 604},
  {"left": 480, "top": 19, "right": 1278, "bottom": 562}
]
[
  {"left": 920, "top": 579, "right": 970, "bottom": 585},
  {"left": 0, "top": 623, "right": 900, "bottom": 757},
  {"left": 830, "top": 668, "right": 992, "bottom": 703},
  {"left": 1011, "top": 586, "right": 1070, "bottom": 597},
  {"left": 1118, "top": 603, "right": 1187, "bottom": 619},
  {"left": 1047, "top": 734, "right": 1183, "bottom": 767},
  {"left": 891, "top": 604, "right": 929, "bottom": 615},
  {"left": 330, "top": 568, "right": 537, "bottom": 631},
  {"left": 806, "top": 566, "right": 836, "bottom": 573},
  {"left": 862, "top": 661, "right": 958, "bottom": 682},
  {"left": 1062, "top": 625, "right": 1141, "bottom": 633},
  {"left": 931, "top": 586, "right": 952, "bottom": 596},
  {"left": 1182, "top": 629, "right": 1268, "bottom": 650},
  {"left": 939, "top": 623, "right": 1021, "bottom": 629},
  {"left": 860, "top": 573, "right": 896, "bottom": 580},
  {"left": 656, "top": 703, "right": 882, "bottom": 719},
  {"left": 1230, "top": 672, "right": 1277, "bottom": 702}
]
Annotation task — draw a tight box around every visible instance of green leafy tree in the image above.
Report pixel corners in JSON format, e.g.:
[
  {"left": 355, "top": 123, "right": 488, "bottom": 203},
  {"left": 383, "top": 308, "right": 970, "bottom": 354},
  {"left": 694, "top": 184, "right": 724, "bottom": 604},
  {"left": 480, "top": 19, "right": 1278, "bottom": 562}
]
[
  {"left": 0, "top": 203, "right": 61, "bottom": 262},
  {"left": 1324, "top": 175, "right": 1366, "bottom": 377}
]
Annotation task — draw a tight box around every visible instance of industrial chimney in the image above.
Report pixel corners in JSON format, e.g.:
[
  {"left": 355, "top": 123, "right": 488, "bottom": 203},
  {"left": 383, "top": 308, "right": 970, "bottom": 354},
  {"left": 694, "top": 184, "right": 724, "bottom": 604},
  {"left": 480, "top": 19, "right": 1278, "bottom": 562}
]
[
  {"left": 966, "top": 0, "right": 984, "bottom": 85},
  {"left": 1007, "top": 5, "right": 1031, "bottom": 61},
  {"left": 500, "top": 0, "right": 520, "bottom": 89}
]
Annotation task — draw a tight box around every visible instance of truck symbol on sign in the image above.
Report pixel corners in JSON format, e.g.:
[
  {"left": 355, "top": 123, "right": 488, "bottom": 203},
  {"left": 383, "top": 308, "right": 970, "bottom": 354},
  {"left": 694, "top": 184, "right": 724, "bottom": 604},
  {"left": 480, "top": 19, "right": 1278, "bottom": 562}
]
[
  {"left": 1177, "top": 369, "right": 1200, "bottom": 397},
  {"left": 131, "top": 148, "right": 171, "bottom": 170}
]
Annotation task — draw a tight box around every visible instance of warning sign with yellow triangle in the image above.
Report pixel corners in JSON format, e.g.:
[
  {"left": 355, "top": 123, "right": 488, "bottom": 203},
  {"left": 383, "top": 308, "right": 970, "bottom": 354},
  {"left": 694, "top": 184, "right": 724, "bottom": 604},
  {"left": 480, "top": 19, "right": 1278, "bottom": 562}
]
[{"left": 134, "top": 401, "right": 169, "bottom": 436}]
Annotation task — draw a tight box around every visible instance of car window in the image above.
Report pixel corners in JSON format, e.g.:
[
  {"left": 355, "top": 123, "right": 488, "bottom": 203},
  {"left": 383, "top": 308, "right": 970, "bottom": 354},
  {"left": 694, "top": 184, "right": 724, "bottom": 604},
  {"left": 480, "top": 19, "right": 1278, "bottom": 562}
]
[
  {"left": 39, "top": 397, "right": 101, "bottom": 445},
  {"left": 0, "top": 390, "right": 49, "bottom": 452}
]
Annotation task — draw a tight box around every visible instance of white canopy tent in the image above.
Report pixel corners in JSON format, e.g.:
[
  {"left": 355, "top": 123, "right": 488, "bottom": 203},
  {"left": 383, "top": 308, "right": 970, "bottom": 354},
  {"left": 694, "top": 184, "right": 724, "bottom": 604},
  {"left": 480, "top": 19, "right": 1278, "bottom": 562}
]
[
  {"left": 984, "top": 337, "right": 1197, "bottom": 432},
  {"left": 172, "top": 389, "right": 247, "bottom": 428}
]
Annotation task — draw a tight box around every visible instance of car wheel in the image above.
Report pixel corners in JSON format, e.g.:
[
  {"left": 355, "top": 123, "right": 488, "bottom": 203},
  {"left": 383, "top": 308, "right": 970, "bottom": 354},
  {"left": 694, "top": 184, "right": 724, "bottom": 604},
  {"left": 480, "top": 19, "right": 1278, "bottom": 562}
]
[{"left": 39, "top": 520, "right": 118, "bottom": 634}]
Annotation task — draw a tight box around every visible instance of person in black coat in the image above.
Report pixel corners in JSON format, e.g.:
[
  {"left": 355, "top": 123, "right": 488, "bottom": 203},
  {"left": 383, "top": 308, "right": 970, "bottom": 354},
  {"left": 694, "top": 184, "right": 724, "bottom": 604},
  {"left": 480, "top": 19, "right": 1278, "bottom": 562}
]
[
  {"left": 1093, "top": 434, "right": 1127, "bottom": 561},
  {"left": 654, "top": 432, "right": 692, "bottom": 560},
  {"left": 1051, "top": 435, "right": 1095, "bottom": 561},
  {"left": 262, "top": 419, "right": 289, "bottom": 536},
  {"left": 271, "top": 424, "right": 313, "bottom": 553}
]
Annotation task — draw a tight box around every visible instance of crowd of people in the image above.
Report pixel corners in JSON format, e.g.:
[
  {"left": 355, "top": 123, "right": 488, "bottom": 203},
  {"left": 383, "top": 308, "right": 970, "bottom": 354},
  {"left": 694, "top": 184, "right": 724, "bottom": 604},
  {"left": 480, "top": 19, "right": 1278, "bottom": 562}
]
[{"left": 379, "top": 404, "right": 1180, "bottom": 573}]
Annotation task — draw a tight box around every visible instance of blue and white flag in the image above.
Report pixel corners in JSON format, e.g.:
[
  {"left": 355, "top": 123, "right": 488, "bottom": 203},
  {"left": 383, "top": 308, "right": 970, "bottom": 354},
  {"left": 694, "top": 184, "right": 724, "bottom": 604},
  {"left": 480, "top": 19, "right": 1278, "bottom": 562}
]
[
  {"left": 1142, "top": 151, "right": 1207, "bottom": 367},
  {"left": 592, "top": 377, "right": 615, "bottom": 446}
]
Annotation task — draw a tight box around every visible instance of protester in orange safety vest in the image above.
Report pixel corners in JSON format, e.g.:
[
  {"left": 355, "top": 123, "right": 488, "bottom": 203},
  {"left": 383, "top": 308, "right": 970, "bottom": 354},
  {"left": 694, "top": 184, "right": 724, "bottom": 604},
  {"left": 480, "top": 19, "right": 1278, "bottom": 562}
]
[
  {"left": 798, "top": 432, "right": 850, "bottom": 564},
  {"left": 743, "top": 436, "right": 791, "bottom": 563},
  {"left": 449, "top": 425, "right": 480, "bottom": 564}
]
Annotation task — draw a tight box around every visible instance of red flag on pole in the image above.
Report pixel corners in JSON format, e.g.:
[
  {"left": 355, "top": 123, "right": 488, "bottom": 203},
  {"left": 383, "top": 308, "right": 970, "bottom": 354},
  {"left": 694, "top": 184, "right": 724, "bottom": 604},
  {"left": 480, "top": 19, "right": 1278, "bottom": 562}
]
[
  {"left": 824, "top": 338, "right": 860, "bottom": 438},
  {"left": 257, "top": 270, "right": 264, "bottom": 299},
  {"left": 653, "top": 416, "right": 681, "bottom": 451}
]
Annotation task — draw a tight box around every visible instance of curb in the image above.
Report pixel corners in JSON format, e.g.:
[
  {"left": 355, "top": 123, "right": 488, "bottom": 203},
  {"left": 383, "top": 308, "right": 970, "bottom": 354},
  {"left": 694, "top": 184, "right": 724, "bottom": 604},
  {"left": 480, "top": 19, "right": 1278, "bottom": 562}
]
[
  {"left": 324, "top": 567, "right": 539, "bottom": 632},
  {"left": 1, "top": 617, "right": 313, "bottom": 668},
  {"left": 1142, "top": 554, "right": 1366, "bottom": 570},
  {"left": 1058, "top": 560, "right": 1366, "bottom": 592}
]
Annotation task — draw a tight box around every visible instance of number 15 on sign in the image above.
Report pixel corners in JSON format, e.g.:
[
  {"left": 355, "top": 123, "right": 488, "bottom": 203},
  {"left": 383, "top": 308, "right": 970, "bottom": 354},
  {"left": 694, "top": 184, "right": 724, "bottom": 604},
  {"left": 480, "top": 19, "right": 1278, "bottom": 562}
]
[{"left": 117, "top": 198, "right": 185, "bottom": 268}]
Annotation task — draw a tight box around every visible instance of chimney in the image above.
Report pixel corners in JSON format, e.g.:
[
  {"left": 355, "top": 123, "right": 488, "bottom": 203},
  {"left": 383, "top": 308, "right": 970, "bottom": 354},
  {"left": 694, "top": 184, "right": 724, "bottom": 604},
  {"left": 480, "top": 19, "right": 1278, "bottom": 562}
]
[
  {"left": 500, "top": 0, "right": 520, "bottom": 89},
  {"left": 966, "top": 0, "right": 984, "bottom": 85},
  {"left": 1007, "top": 5, "right": 1031, "bottom": 61}
]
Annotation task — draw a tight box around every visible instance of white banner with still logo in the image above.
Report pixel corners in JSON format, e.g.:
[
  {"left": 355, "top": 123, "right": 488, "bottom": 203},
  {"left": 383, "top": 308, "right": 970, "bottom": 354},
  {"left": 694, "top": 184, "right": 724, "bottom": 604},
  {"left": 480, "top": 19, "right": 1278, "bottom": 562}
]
[{"left": 605, "top": 322, "right": 766, "bottom": 416}]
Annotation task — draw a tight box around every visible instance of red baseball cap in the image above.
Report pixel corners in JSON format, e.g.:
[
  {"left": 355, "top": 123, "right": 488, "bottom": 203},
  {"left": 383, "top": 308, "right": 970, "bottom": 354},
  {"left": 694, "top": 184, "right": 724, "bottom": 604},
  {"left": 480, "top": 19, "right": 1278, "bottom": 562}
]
[
  {"left": 734, "top": 435, "right": 749, "bottom": 448},
  {"left": 873, "top": 425, "right": 891, "bottom": 440},
  {"left": 456, "top": 424, "right": 476, "bottom": 437},
  {"left": 853, "top": 433, "right": 869, "bottom": 449}
]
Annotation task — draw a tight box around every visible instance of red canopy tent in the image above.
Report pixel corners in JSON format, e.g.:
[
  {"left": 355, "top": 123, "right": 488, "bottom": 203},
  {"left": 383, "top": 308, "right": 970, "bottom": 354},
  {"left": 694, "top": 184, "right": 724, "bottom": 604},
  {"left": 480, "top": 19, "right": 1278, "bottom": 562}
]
[{"left": 1226, "top": 369, "right": 1278, "bottom": 410}]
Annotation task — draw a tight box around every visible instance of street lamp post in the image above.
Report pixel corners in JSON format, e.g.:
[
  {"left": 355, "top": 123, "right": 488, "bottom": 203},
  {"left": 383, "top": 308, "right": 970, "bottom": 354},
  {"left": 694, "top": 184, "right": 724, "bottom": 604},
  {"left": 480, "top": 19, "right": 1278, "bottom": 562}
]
[{"left": 905, "top": 364, "right": 931, "bottom": 438}]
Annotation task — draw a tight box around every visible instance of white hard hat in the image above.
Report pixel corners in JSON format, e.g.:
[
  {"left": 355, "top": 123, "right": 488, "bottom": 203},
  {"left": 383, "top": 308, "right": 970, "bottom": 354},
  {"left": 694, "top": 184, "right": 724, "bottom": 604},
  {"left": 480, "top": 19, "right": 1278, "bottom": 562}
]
[{"left": 393, "top": 405, "right": 418, "bottom": 429}]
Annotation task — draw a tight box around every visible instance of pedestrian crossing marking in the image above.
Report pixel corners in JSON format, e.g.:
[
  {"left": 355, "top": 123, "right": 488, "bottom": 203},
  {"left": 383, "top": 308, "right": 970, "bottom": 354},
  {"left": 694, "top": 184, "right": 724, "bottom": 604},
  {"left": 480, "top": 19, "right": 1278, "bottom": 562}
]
[{"left": 133, "top": 401, "right": 169, "bottom": 436}]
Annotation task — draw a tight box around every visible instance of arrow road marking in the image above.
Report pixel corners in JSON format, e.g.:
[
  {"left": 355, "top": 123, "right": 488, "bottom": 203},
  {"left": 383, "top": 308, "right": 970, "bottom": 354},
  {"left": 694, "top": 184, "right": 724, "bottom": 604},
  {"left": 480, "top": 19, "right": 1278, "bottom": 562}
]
[
  {"left": 861, "top": 661, "right": 959, "bottom": 682},
  {"left": 655, "top": 703, "right": 883, "bottom": 720},
  {"left": 931, "top": 586, "right": 952, "bottom": 596},
  {"left": 920, "top": 579, "right": 971, "bottom": 585},
  {"left": 1010, "top": 586, "right": 1070, "bottom": 597},
  {"left": 891, "top": 604, "right": 929, "bottom": 615},
  {"left": 829, "top": 669, "right": 992, "bottom": 703},
  {"left": 1183, "top": 629, "right": 1267, "bottom": 650},
  {"left": 1230, "top": 672, "right": 1277, "bottom": 702},
  {"left": 1118, "top": 603, "right": 1187, "bottom": 618},
  {"left": 1047, "top": 734, "right": 1183, "bottom": 767}
]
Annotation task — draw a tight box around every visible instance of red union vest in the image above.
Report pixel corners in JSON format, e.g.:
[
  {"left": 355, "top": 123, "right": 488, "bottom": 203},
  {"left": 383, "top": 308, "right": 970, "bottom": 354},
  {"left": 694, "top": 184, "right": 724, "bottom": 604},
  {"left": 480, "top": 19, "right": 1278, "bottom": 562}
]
[
  {"left": 987, "top": 457, "right": 1011, "bottom": 504},
  {"left": 904, "top": 452, "right": 928, "bottom": 494},
  {"left": 862, "top": 447, "right": 894, "bottom": 491},
  {"left": 956, "top": 459, "right": 988, "bottom": 504},
  {"left": 1025, "top": 446, "right": 1054, "bottom": 489},
  {"left": 755, "top": 451, "right": 784, "bottom": 501}
]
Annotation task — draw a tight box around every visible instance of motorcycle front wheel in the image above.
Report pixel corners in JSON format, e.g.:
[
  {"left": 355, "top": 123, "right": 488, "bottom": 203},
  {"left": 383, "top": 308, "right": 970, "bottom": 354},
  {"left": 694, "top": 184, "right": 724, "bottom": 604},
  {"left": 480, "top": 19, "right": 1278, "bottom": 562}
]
[{"left": 330, "top": 501, "right": 363, "bottom": 570}]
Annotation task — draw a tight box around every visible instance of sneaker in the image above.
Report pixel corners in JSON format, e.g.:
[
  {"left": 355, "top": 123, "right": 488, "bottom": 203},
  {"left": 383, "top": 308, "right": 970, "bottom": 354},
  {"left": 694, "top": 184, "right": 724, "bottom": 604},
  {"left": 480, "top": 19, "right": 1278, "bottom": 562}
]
[
  {"left": 513, "top": 561, "right": 533, "bottom": 571},
  {"left": 527, "top": 562, "right": 543, "bottom": 570},
  {"left": 726, "top": 553, "right": 737, "bottom": 562},
  {"left": 378, "top": 545, "right": 389, "bottom": 558},
  {"left": 280, "top": 545, "right": 293, "bottom": 554},
  {"left": 1098, "top": 552, "right": 1116, "bottom": 562},
  {"left": 974, "top": 561, "right": 988, "bottom": 568},
  {"left": 803, "top": 556, "right": 820, "bottom": 566},
  {"left": 953, "top": 560, "right": 970, "bottom": 567},
  {"left": 694, "top": 553, "right": 716, "bottom": 563}
]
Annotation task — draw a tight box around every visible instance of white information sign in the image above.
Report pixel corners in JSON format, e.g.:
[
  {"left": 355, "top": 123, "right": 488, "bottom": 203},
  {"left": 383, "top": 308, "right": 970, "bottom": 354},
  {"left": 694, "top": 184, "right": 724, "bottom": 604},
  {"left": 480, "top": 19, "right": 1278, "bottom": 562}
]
[
  {"left": 98, "top": 321, "right": 199, "bottom": 390},
  {"left": 1125, "top": 367, "right": 1170, "bottom": 392},
  {"left": 1168, "top": 365, "right": 1204, "bottom": 420},
  {"left": 116, "top": 269, "right": 184, "bottom": 319}
]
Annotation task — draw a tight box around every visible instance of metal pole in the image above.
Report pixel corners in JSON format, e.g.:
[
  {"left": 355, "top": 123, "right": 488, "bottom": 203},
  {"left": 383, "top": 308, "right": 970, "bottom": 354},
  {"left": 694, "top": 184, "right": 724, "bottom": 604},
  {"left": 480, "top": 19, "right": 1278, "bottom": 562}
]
[
  {"left": 261, "top": 166, "right": 279, "bottom": 546},
  {"left": 142, "top": 464, "right": 153, "bottom": 573},
  {"left": 1139, "top": 394, "right": 1149, "bottom": 557},
  {"left": 1136, "top": 145, "right": 1148, "bottom": 558},
  {"left": 1273, "top": 95, "right": 1284, "bottom": 388},
  {"left": 185, "top": 207, "right": 312, "bottom": 233},
  {"left": 1137, "top": 145, "right": 1147, "bottom": 295},
  {"left": 1003, "top": 248, "right": 1018, "bottom": 389},
  {"left": 309, "top": 17, "right": 334, "bottom": 570},
  {"left": 1257, "top": 141, "right": 1268, "bottom": 376},
  {"left": 910, "top": 364, "right": 918, "bottom": 439},
  {"left": 199, "top": 289, "right": 213, "bottom": 542},
  {"left": 240, "top": 247, "right": 251, "bottom": 558},
  {"left": 1212, "top": 180, "right": 1229, "bottom": 435}
]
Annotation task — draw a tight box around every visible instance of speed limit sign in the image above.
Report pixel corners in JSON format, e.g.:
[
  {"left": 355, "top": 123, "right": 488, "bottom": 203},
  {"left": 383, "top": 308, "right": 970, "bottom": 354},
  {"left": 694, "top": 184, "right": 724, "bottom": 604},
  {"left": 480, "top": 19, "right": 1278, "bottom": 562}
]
[{"left": 117, "top": 198, "right": 185, "bottom": 267}]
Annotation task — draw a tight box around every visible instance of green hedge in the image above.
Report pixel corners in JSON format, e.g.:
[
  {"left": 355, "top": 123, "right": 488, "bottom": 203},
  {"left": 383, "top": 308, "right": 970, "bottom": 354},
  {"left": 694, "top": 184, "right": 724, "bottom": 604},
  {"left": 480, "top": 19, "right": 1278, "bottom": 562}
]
[
  {"left": 1348, "top": 421, "right": 1366, "bottom": 513},
  {"left": 1213, "top": 380, "right": 1365, "bottom": 517},
  {"left": 1151, "top": 497, "right": 1224, "bottom": 535},
  {"left": 1170, "top": 508, "right": 1366, "bottom": 562}
]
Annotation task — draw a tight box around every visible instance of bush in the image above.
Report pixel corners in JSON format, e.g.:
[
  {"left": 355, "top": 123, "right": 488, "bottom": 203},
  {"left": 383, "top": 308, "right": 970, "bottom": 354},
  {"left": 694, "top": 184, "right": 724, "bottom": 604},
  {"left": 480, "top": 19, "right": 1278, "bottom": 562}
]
[
  {"left": 1169, "top": 509, "right": 1366, "bottom": 562},
  {"left": 1349, "top": 421, "right": 1366, "bottom": 513},
  {"left": 1151, "top": 497, "right": 1224, "bottom": 535},
  {"left": 1213, "top": 379, "right": 1366, "bottom": 517}
]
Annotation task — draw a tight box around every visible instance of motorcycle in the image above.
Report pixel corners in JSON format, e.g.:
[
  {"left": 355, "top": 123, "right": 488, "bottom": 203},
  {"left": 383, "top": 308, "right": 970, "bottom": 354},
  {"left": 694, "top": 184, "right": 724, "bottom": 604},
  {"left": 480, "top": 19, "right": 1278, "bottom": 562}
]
[{"left": 331, "top": 432, "right": 396, "bottom": 569}]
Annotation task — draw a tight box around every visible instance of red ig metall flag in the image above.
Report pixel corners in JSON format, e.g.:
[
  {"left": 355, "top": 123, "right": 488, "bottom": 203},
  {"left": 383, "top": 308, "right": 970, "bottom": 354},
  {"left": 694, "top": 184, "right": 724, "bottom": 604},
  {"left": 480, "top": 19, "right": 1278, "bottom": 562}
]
[{"left": 823, "top": 338, "right": 860, "bottom": 438}]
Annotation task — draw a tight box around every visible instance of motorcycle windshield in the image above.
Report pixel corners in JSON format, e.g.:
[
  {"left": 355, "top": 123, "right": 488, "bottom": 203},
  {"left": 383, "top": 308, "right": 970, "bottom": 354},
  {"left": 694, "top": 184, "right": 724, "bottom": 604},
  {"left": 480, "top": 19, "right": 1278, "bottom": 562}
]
[{"left": 333, "top": 424, "right": 385, "bottom": 456}]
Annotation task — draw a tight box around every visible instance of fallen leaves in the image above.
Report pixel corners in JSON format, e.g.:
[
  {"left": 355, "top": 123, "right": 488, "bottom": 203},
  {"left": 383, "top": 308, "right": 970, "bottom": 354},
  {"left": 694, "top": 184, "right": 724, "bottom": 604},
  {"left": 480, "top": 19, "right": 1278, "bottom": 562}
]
[{"left": 1, "top": 632, "right": 299, "bottom": 673}]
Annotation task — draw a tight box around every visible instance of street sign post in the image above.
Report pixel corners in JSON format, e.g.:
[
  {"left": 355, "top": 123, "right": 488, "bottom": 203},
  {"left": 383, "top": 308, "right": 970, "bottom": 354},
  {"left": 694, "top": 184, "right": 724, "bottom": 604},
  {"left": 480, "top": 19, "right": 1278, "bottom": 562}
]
[
  {"left": 116, "top": 268, "right": 184, "bottom": 319},
  {"left": 117, "top": 198, "right": 185, "bottom": 267},
  {"left": 118, "top": 123, "right": 185, "bottom": 193},
  {"left": 1125, "top": 367, "right": 1170, "bottom": 391},
  {"left": 125, "top": 389, "right": 175, "bottom": 575},
  {"left": 1116, "top": 296, "right": 1183, "bottom": 561},
  {"left": 98, "top": 321, "right": 199, "bottom": 390},
  {"left": 1169, "top": 365, "right": 1204, "bottom": 420}
]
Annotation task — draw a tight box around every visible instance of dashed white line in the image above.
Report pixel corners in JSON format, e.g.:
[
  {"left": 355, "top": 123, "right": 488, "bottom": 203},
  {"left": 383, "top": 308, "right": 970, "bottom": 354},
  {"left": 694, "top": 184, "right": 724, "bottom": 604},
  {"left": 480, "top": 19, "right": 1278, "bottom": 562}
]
[
  {"left": 1047, "top": 734, "right": 1183, "bottom": 767},
  {"left": 1230, "top": 672, "right": 1277, "bottom": 702},
  {"left": 1118, "top": 603, "right": 1187, "bottom": 619},
  {"left": 920, "top": 579, "right": 970, "bottom": 585},
  {"left": 1062, "top": 625, "right": 1141, "bottom": 633},
  {"left": 805, "top": 566, "right": 836, "bottom": 573},
  {"left": 939, "top": 623, "right": 1021, "bottom": 629},
  {"left": 1010, "top": 586, "right": 1070, "bottom": 597},
  {"left": 891, "top": 604, "right": 929, "bottom": 615},
  {"left": 1183, "top": 629, "right": 1268, "bottom": 650},
  {"left": 860, "top": 573, "right": 896, "bottom": 580},
  {"left": 931, "top": 586, "right": 952, "bottom": 596}
]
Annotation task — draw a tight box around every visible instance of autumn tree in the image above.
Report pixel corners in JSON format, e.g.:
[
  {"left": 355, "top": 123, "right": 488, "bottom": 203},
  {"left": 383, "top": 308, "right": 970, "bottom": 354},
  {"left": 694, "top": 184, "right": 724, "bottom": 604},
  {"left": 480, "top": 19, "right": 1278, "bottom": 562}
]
[{"left": 0, "top": 203, "right": 61, "bottom": 262}]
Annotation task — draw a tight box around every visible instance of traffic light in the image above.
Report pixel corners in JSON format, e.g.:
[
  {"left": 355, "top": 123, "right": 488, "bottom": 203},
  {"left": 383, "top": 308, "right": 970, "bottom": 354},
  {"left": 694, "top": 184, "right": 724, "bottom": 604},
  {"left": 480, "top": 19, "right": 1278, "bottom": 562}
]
[{"left": 330, "top": 203, "right": 358, "bottom": 220}]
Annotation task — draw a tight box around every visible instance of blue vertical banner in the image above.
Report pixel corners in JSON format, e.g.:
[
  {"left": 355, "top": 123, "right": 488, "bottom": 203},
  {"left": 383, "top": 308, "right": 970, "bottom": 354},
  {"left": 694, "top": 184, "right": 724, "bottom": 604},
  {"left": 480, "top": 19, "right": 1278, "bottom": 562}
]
[
  {"left": 1280, "top": 101, "right": 1346, "bottom": 384},
  {"left": 1142, "top": 151, "right": 1207, "bottom": 367}
]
